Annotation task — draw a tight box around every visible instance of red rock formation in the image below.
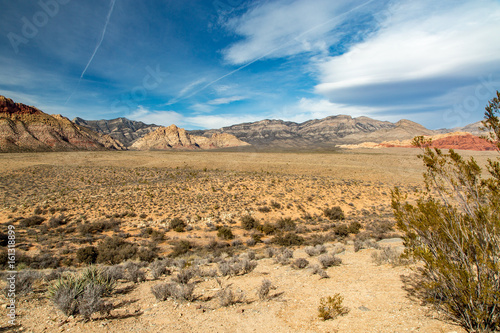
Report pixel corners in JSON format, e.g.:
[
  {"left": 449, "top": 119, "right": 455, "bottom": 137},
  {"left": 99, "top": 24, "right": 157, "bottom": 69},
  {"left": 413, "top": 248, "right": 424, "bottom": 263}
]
[
  {"left": 0, "top": 96, "right": 124, "bottom": 152},
  {"left": 379, "top": 133, "right": 496, "bottom": 151}
]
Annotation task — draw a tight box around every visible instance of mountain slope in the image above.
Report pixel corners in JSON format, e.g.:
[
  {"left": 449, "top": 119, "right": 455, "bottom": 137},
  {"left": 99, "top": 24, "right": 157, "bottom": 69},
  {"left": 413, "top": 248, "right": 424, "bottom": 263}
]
[
  {"left": 131, "top": 125, "right": 250, "bottom": 150},
  {"left": 73, "top": 117, "right": 160, "bottom": 147},
  {"left": 190, "top": 115, "right": 435, "bottom": 147},
  {"left": 0, "top": 96, "right": 124, "bottom": 152}
]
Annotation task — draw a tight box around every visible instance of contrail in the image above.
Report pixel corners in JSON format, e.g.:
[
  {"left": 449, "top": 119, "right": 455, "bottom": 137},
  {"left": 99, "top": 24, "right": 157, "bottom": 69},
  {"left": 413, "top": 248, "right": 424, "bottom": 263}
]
[
  {"left": 174, "top": 0, "right": 376, "bottom": 103},
  {"left": 65, "top": 0, "right": 117, "bottom": 104}
]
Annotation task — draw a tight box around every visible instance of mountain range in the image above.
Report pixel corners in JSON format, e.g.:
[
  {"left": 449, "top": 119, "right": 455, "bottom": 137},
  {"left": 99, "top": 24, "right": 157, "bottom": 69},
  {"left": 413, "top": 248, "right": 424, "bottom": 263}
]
[{"left": 0, "top": 95, "right": 492, "bottom": 152}]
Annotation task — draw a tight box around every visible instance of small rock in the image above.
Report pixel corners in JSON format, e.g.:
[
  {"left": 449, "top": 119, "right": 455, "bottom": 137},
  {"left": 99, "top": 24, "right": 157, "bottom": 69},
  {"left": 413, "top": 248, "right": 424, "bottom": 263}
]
[{"left": 358, "top": 306, "right": 370, "bottom": 311}]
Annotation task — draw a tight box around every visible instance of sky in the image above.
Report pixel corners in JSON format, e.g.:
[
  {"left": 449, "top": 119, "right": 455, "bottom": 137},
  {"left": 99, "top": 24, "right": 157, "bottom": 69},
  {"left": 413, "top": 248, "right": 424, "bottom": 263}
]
[{"left": 0, "top": 0, "right": 499, "bottom": 130}]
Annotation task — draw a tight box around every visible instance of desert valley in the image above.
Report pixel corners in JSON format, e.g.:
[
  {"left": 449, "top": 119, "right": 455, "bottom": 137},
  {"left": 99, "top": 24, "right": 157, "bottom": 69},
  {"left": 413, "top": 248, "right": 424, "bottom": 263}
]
[{"left": 1, "top": 95, "right": 498, "bottom": 332}]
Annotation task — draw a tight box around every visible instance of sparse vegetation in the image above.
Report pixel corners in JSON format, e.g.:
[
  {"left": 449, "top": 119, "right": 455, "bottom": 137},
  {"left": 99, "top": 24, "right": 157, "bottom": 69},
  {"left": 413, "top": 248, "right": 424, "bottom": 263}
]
[{"left": 318, "top": 294, "right": 349, "bottom": 320}]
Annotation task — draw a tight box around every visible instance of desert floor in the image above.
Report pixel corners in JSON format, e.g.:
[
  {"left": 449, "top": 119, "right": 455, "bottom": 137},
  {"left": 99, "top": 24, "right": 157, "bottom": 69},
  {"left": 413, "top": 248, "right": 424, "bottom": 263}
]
[{"left": 1, "top": 148, "right": 496, "bottom": 333}]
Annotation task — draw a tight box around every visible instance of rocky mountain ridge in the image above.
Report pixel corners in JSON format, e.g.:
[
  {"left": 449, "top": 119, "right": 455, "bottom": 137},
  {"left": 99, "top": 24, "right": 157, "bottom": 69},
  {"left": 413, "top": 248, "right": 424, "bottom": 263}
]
[
  {"left": 0, "top": 96, "right": 124, "bottom": 152},
  {"left": 130, "top": 125, "right": 250, "bottom": 150},
  {"left": 72, "top": 117, "right": 160, "bottom": 147}
]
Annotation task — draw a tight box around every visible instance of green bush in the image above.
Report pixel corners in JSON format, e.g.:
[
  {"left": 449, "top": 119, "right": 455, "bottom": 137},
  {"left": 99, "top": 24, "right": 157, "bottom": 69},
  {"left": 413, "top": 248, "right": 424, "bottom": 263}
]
[
  {"left": 241, "top": 215, "right": 259, "bottom": 230},
  {"left": 318, "top": 294, "right": 349, "bottom": 320},
  {"left": 170, "top": 218, "right": 186, "bottom": 232},
  {"left": 76, "top": 246, "right": 98, "bottom": 264},
  {"left": 275, "top": 217, "right": 296, "bottom": 231},
  {"left": 217, "top": 226, "right": 234, "bottom": 240},
  {"left": 96, "top": 237, "right": 138, "bottom": 265},
  {"left": 392, "top": 92, "right": 500, "bottom": 333},
  {"left": 272, "top": 232, "right": 304, "bottom": 246},
  {"left": 323, "top": 207, "right": 344, "bottom": 221}
]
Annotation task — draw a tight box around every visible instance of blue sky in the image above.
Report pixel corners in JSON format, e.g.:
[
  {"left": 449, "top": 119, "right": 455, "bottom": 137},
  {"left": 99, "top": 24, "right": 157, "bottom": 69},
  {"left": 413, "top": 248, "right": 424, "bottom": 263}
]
[{"left": 1, "top": 0, "right": 499, "bottom": 130}]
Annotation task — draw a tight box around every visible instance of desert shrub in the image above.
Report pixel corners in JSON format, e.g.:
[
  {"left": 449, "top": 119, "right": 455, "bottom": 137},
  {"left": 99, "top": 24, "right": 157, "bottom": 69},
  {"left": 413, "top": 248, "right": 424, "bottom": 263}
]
[
  {"left": 272, "top": 232, "right": 304, "bottom": 246},
  {"left": 264, "top": 247, "right": 277, "bottom": 258},
  {"left": 78, "top": 284, "right": 105, "bottom": 320},
  {"left": 275, "top": 217, "right": 296, "bottom": 232},
  {"left": 6, "top": 270, "right": 42, "bottom": 296},
  {"left": 96, "top": 237, "right": 138, "bottom": 265},
  {"left": 257, "top": 279, "right": 274, "bottom": 300},
  {"left": 150, "top": 259, "right": 170, "bottom": 279},
  {"left": 311, "top": 264, "right": 330, "bottom": 279},
  {"left": 347, "top": 221, "right": 362, "bottom": 234},
  {"left": 391, "top": 92, "right": 500, "bottom": 333},
  {"left": 217, "top": 286, "right": 245, "bottom": 307},
  {"left": 137, "top": 244, "right": 159, "bottom": 263},
  {"left": 323, "top": 207, "right": 344, "bottom": 221},
  {"left": 170, "top": 218, "right": 186, "bottom": 232},
  {"left": 20, "top": 215, "right": 45, "bottom": 227},
  {"left": 173, "top": 267, "right": 198, "bottom": 285},
  {"left": 291, "top": 258, "right": 309, "bottom": 269},
  {"left": 151, "top": 282, "right": 194, "bottom": 302},
  {"left": 304, "top": 244, "right": 327, "bottom": 257},
  {"left": 103, "top": 265, "right": 125, "bottom": 281},
  {"left": 241, "top": 215, "right": 259, "bottom": 230},
  {"left": 318, "top": 294, "right": 349, "bottom": 320},
  {"left": 371, "top": 247, "right": 409, "bottom": 266},
  {"left": 246, "top": 238, "right": 256, "bottom": 246},
  {"left": 78, "top": 218, "right": 121, "bottom": 235},
  {"left": 270, "top": 201, "right": 282, "bottom": 209},
  {"left": 169, "top": 240, "right": 193, "bottom": 258},
  {"left": 333, "top": 224, "right": 349, "bottom": 238},
  {"left": 49, "top": 266, "right": 115, "bottom": 318},
  {"left": 77, "top": 246, "right": 98, "bottom": 265},
  {"left": 123, "top": 261, "right": 146, "bottom": 283},
  {"left": 217, "top": 226, "right": 234, "bottom": 240},
  {"left": 318, "top": 254, "right": 342, "bottom": 268},
  {"left": 29, "top": 251, "right": 60, "bottom": 269},
  {"left": 258, "top": 206, "right": 271, "bottom": 213},
  {"left": 260, "top": 222, "right": 276, "bottom": 235},
  {"left": 48, "top": 215, "right": 69, "bottom": 228}
]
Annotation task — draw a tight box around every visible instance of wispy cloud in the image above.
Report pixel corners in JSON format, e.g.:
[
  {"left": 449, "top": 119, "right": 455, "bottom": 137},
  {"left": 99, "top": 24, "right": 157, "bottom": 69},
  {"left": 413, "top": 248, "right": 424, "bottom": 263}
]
[
  {"left": 315, "top": 0, "right": 500, "bottom": 108},
  {"left": 222, "top": 0, "right": 379, "bottom": 65},
  {"left": 207, "top": 96, "right": 246, "bottom": 105}
]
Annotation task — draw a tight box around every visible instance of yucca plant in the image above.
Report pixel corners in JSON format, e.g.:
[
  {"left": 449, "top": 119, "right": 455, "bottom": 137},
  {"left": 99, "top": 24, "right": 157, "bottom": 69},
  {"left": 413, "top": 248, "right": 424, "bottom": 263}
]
[{"left": 49, "top": 266, "right": 116, "bottom": 317}]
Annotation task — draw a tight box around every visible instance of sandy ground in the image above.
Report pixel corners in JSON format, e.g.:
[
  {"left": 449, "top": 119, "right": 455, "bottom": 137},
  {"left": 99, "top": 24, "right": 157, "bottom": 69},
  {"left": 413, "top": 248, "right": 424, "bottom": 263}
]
[{"left": 2, "top": 148, "right": 495, "bottom": 332}]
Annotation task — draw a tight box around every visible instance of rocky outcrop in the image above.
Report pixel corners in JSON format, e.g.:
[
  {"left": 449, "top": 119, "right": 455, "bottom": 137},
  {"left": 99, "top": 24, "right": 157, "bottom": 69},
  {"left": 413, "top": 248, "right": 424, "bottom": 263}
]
[
  {"left": 131, "top": 125, "right": 250, "bottom": 150},
  {"left": 378, "top": 132, "right": 496, "bottom": 151},
  {"left": 73, "top": 117, "right": 160, "bottom": 147},
  {"left": 0, "top": 96, "right": 124, "bottom": 152}
]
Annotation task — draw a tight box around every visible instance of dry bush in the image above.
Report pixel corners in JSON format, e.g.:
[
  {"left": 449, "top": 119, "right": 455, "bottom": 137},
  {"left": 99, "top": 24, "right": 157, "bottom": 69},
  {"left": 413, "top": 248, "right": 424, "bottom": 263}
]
[
  {"left": 318, "top": 254, "right": 342, "bottom": 268},
  {"left": 371, "top": 247, "right": 408, "bottom": 266},
  {"left": 318, "top": 294, "right": 349, "bottom": 320},
  {"left": 257, "top": 279, "right": 274, "bottom": 300},
  {"left": 291, "top": 258, "right": 309, "bottom": 269},
  {"left": 151, "top": 282, "right": 195, "bottom": 302}
]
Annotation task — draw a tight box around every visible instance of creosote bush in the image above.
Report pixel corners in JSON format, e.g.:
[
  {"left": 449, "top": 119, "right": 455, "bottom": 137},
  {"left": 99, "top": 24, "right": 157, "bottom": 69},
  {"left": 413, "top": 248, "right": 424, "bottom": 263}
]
[
  {"left": 323, "top": 206, "right": 345, "bottom": 221},
  {"left": 392, "top": 92, "right": 500, "bottom": 333},
  {"left": 318, "top": 294, "right": 349, "bottom": 320}
]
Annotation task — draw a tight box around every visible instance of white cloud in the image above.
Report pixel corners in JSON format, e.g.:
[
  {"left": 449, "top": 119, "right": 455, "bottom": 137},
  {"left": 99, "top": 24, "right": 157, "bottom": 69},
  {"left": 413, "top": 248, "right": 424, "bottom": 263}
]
[
  {"left": 223, "top": 0, "right": 374, "bottom": 65},
  {"left": 128, "top": 106, "right": 184, "bottom": 126},
  {"left": 190, "top": 103, "right": 215, "bottom": 113},
  {"left": 315, "top": 0, "right": 500, "bottom": 106},
  {"left": 207, "top": 96, "right": 246, "bottom": 105}
]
